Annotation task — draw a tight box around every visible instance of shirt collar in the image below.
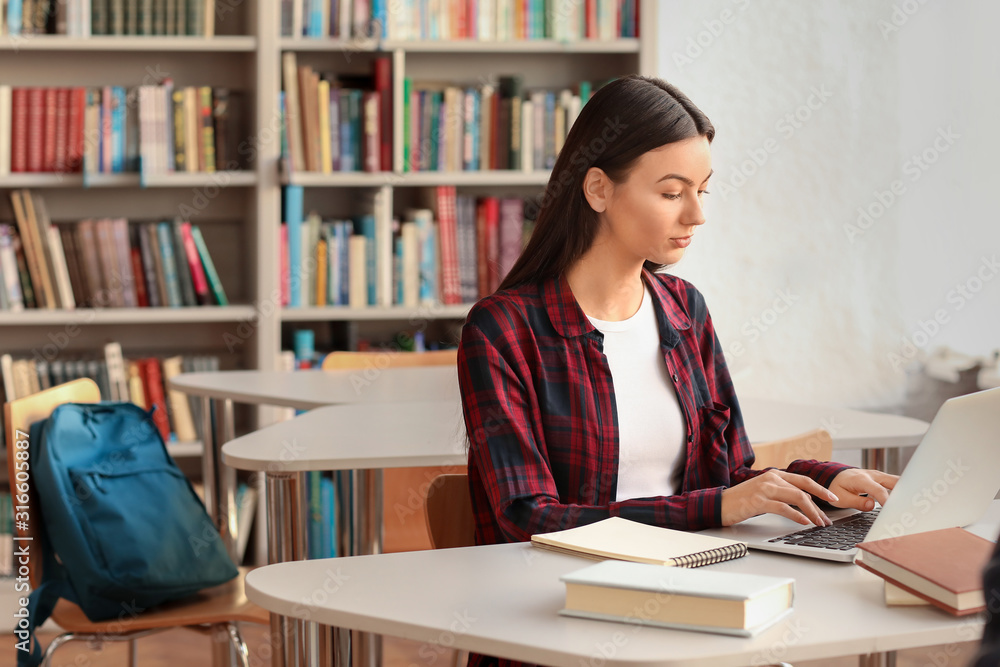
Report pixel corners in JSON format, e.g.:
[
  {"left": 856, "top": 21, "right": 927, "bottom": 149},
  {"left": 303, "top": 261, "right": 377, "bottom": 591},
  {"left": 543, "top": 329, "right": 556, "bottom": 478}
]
[{"left": 541, "top": 268, "right": 691, "bottom": 348}]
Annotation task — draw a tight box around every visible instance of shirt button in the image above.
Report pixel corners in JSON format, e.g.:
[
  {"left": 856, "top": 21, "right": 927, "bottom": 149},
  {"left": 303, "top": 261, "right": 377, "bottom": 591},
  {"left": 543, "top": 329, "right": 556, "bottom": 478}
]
[{"left": 671, "top": 373, "right": 679, "bottom": 382}]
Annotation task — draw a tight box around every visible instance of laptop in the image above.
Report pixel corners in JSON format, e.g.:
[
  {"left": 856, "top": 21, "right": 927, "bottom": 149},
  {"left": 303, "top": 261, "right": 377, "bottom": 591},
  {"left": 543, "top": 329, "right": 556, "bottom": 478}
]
[{"left": 699, "top": 386, "right": 1000, "bottom": 562}]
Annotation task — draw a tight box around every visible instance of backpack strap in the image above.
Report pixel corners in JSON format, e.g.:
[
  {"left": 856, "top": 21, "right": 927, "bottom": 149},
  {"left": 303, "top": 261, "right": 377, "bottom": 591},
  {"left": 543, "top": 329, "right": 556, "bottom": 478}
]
[{"left": 18, "top": 540, "right": 78, "bottom": 667}]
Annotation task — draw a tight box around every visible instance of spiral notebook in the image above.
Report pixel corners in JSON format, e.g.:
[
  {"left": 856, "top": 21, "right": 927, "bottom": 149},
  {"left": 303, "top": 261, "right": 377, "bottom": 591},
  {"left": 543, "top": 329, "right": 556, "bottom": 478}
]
[{"left": 531, "top": 517, "right": 748, "bottom": 567}]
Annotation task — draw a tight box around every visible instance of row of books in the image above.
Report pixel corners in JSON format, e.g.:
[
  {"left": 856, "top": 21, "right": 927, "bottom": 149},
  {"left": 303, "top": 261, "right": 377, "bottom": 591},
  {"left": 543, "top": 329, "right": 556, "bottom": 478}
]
[
  {"left": 281, "top": 0, "right": 640, "bottom": 41},
  {"left": 0, "top": 345, "right": 221, "bottom": 447},
  {"left": 280, "top": 185, "right": 531, "bottom": 308},
  {"left": 0, "top": 0, "right": 217, "bottom": 36},
  {"left": 0, "top": 190, "right": 229, "bottom": 311},
  {"left": 0, "top": 84, "right": 247, "bottom": 176},
  {"left": 403, "top": 76, "right": 597, "bottom": 173},
  {"left": 281, "top": 53, "right": 392, "bottom": 174}
]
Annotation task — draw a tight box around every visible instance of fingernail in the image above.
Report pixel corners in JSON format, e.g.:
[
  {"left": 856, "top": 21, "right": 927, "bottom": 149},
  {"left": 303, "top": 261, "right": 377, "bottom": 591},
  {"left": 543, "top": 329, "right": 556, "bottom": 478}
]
[{"left": 827, "top": 491, "right": 839, "bottom": 502}]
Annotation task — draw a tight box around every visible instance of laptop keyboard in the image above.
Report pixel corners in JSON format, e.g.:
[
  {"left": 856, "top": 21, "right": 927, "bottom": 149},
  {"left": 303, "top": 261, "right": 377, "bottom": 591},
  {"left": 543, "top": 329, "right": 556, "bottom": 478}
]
[{"left": 766, "top": 508, "right": 880, "bottom": 551}]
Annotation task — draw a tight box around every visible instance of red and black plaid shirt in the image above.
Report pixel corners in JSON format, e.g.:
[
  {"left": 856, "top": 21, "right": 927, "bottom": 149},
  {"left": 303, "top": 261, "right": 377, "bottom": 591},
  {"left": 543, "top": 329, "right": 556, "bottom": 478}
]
[
  {"left": 459, "top": 268, "right": 850, "bottom": 538},
  {"left": 457, "top": 269, "right": 851, "bottom": 666}
]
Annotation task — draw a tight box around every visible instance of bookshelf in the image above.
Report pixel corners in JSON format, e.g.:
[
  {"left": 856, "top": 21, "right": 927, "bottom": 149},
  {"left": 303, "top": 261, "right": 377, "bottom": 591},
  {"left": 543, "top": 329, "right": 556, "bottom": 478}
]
[{"left": 0, "top": 1, "right": 658, "bottom": 569}]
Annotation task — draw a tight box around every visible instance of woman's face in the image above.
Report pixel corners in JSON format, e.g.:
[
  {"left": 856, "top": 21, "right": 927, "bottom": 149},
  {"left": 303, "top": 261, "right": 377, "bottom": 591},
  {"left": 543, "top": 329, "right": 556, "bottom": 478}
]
[{"left": 599, "top": 136, "right": 712, "bottom": 267}]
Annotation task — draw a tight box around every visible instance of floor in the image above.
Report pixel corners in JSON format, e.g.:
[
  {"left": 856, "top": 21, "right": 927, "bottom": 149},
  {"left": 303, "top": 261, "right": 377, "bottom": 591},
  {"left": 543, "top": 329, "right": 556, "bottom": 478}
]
[{"left": 10, "top": 625, "right": 979, "bottom": 667}]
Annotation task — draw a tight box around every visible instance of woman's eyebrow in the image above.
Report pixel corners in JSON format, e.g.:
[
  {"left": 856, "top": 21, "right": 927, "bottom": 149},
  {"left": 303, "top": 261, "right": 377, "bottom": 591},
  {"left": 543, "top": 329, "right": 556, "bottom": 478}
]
[{"left": 656, "top": 169, "right": 714, "bottom": 186}]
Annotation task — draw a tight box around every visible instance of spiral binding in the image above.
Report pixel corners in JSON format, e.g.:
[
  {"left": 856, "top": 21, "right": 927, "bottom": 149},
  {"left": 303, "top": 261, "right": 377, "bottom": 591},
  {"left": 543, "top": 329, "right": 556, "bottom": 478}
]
[{"left": 672, "top": 543, "right": 748, "bottom": 568}]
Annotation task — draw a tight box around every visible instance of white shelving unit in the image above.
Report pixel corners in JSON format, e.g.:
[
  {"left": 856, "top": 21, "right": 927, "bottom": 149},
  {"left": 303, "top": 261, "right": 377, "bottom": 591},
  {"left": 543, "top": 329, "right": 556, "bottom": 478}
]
[{"left": 0, "top": 0, "right": 658, "bottom": 568}]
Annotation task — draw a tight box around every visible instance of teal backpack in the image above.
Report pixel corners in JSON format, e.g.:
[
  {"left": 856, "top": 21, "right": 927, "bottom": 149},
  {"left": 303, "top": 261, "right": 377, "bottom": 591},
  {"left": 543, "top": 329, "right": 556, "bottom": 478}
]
[{"left": 18, "top": 402, "right": 238, "bottom": 667}]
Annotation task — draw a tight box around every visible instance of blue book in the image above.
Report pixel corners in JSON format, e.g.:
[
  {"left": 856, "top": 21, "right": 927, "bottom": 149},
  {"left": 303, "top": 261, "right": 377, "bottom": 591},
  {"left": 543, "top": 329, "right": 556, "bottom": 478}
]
[
  {"left": 156, "top": 222, "right": 183, "bottom": 307},
  {"left": 466, "top": 88, "right": 479, "bottom": 171},
  {"left": 394, "top": 235, "right": 403, "bottom": 305},
  {"left": 356, "top": 215, "right": 376, "bottom": 305},
  {"left": 307, "top": 0, "right": 322, "bottom": 37},
  {"left": 320, "top": 475, "right": 336, "bottom": 557},
  {"left": 415, "top": 212, "right": 436, "bottom": 304},
  {"left": 339, "top": 89, "right": 353, "bottom": 171},
  {"left": 338, "top": 221, "right": 350, "bottom": 305},
  {"left": 350, "top": 90, "right": 362, "bottom": 171},
  {"left": 278, "top": 91, "right": 288, "bottom": 161},
  {"left": 7, "top": 0, "right": 22, "bottom": 34},
  {"left": 371, "top": 0, "right": 385, "bottom": 38},
  {"left": 112, "top": 87, "right": 126, "bottom": 172},
  {"left": 284, "top": 185, "right": 304, "bottom": 307}
]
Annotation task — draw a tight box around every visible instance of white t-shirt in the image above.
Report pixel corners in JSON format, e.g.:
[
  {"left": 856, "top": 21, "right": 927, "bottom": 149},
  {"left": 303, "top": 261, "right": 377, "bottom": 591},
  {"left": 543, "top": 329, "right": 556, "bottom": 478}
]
[{"left": 586, "top": 284, "right": 688, "bottom": 501}]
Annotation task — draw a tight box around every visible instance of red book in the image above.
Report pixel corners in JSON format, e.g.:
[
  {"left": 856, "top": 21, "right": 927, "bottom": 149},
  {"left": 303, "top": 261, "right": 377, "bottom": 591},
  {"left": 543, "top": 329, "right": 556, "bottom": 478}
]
[
  {"left": 42, "top": 88, "right": 58, "bottom": 172},
  {"left": 856, "top": 527, "right": 994, "bottom": 616},
  {"left": 484, "top": 197, "right": 500, "bottom": 293},
  {"left": 456, "top": 0, "right": 467, "bottom": 38},
  {"left": 130, "top": 246, "right": 149, "bottom": 307},
  {"left": 362, "top": 90, "right": 380, "bottom": 173},
  {"left": 26, "top": 88, "right": 45, "bottom": 173},
  {"left": 140, "top": 358, "right": 172, "bottom": 443},
  {"left": 476, "top": 199, "right": 489, "bottom": 299},
  {"left": 179, "top": 221, "right": 211, "bottom": 305},
  {"left": 373, "top": 57, "right": 392, "bottom": 171},
  {"left": 436, "top": 185, "right": 461, "bottom": 305},
  {"left": 11, "top": 88, "right": 28, "bottom": 173},
  {"left": 67, "top": 88, "right": 86, "bottom": 172},
  {"left": 586, "top": 0, "right": 597, "bottom": 39},
  {"left": 53, "top": 88, "right": 70, "bottom": 173}
]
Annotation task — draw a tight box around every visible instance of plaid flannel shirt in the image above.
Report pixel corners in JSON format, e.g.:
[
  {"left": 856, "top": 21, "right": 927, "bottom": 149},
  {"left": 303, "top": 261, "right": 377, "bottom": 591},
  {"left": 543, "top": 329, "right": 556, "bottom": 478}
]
[{"left": 457, "top": 269, "right": 851, "bottom": 667}]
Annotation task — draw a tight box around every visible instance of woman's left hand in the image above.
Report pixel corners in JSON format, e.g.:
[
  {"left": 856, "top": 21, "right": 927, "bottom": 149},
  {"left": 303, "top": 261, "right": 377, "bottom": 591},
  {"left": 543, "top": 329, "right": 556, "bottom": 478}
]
[{"left": 827, "top": 468, "right": 899, "bottom": 511}]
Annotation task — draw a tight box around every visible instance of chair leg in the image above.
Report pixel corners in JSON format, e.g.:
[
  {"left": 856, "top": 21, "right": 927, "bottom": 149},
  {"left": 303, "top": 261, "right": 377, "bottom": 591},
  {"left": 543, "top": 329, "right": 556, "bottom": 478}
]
[
  {"left": 128, "top": 638, "right": 138, "bottom": 667},
  {"left": 225, "top": 623, "right": 250, "bottom": 667},
  {"left": 40, "top": 633, "right": 77, "bottom": 667},
  {"left": 453, "top": 648, "right": 469, "bottom": 667}
]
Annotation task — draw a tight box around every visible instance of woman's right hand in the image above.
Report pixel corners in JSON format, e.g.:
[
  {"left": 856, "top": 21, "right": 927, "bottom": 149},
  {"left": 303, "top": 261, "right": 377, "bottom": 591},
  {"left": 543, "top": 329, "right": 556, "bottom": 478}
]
[{"left": 721, "top": 469, "right": 840, "bottom": 527}]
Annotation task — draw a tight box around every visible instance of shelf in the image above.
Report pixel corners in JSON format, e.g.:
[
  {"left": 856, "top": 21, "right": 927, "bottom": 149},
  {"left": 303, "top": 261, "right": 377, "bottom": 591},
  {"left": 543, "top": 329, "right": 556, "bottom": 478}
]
[
  {"left": 380, "top": 38, "right": 641, "bottom": 53},
  {"left": 0, "top": 171, "right": 257, "bottom": 188},
  {"left": 284, "top": 170, "right": 551, "bottom": 187},
  {"left": 0, "top": 35, "right": 257, "bottom": 51},
  {"left": 279, "top": 38, "right": 639, "bottom": 54},
  {"left": 280, "top": 305, "right": 472, "bottom": 321},
  {"left": 0, "top": 306, "right": 258, "bottom": 326}
]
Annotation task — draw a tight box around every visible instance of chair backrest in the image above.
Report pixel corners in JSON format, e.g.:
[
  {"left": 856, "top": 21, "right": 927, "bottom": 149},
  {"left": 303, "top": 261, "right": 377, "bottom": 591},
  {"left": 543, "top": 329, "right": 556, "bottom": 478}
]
[
  {"left": 751, "top": 428, "right": 834, "bottom": 470},
  {"left": 321, "top": 348, "right": 458, "bottom": 371},
  {"left": 423, "top": 474, "right": 475, "bottom": 549},
  {"left": 5, "top": 378, "right": 102, "bottom": 588}
]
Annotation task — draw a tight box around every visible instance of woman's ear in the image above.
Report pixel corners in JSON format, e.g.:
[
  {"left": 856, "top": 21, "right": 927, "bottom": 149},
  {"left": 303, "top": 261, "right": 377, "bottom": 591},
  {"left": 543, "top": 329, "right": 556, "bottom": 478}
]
[{"left": 582, "top": 167, "right": 611, "bottom": 213}]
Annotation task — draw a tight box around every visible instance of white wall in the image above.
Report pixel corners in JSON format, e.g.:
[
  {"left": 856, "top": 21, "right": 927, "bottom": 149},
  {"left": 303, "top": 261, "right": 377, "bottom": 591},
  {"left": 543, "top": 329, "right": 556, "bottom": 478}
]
[{"left": 656, "top": 0, "right": 998, "bottom": 409}]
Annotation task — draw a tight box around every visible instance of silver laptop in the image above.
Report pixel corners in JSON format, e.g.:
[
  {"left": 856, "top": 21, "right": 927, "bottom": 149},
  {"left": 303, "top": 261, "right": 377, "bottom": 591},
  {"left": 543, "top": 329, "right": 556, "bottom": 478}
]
[{"left": 699, "top": 386, "right": 1000, "bottom": 562}]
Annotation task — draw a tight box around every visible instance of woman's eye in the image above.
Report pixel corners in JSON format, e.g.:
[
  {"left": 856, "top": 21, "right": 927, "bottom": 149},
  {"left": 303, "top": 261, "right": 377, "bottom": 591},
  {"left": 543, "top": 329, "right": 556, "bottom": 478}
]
[
  {"left": 698, "top": 190, "right": 711, "bottom": 196},
  {"left": 662, "top": 193, "right": 682, "bottom": 200}
]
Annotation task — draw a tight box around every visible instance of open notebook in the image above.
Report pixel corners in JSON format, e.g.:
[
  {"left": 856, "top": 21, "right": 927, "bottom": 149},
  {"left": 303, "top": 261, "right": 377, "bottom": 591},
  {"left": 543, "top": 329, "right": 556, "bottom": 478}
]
[{"left": 531, "top": 517, "right": 747, "bottom": 567}]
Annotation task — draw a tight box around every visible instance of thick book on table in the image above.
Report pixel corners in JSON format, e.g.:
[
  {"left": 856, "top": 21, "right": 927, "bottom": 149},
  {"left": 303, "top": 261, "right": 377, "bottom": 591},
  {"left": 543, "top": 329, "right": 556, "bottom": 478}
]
[
  {"left": 856, "top": 527, "right": 993, "bottom": 616},
  {"left": 531, "top": 517, "right": 748, "bottom": 567},
  {"left": 560, "top": 559, "right": 794, "bottom": 638}
]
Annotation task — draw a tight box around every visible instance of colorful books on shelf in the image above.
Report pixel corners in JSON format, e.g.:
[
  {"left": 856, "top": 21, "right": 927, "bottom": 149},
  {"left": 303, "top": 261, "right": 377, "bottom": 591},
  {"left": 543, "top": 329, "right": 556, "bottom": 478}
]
[
  {"left": 0, "top": 346, "right": 220, "bottom": 445},
  {"left": 855, "top": 527, "right": 995, "bottom": 616},
  {"left": 280, "top": 184, "right": 531, "bottom": 308},
  {"left": 280, "top": 52, "right": 391, "bottom": 174},
  {"left": 403, "top": 75, "right": 597, "bottom": 173},
  {"left": 0, "top": 191, "right": 230, "bottom": 310},
  {"left": 0, "top": 0, "right": 219, "bottom": 37},
  {"left": 280, "top": 0, "right": 639, "bottom": 41},
  {"left": 531, "top": 517, "right": 749, "bottom": 567},
  {"left": 560, "top": 560, "right": 795, "bottom": 638},
  {"left": 0, "top": 83, "right": 246, "bottom": 177}
]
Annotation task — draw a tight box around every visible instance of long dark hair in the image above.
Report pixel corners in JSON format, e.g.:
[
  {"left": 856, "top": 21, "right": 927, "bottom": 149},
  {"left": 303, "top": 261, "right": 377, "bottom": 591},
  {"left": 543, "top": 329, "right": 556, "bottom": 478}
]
[{"left": 497, "top": 75, "right": 715, "bottom": 292}]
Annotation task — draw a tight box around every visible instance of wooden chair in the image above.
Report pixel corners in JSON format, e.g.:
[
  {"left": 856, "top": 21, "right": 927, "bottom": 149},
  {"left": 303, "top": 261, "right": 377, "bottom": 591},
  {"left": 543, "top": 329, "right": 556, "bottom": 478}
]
[
  {"left": 423, "top": 474, "right": 475, "bottom": 549},
  {"left": 5, "top": 378, "right": 269, "bottom": 667},
  {"left": 321, "top": 349, "right": 463, "bottom": 554},
  {"left": 751, "top": 428, "right": 834, "bottom": 470}
]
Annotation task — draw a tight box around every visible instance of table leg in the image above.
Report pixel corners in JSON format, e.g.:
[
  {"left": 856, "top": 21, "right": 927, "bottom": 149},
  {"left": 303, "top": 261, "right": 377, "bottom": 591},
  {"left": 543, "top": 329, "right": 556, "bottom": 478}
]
[
  {"left": 201, "top": 397, "right": 239, "bottom": 667},
  {"left": 350, "top": 470, "right": 383, "bottom": 667},
  {"left": 266, "top": 472, "right": 309, "bottom": 667},
  {"left": 862, "top": 447, "right": 887, "bottom": 472},
  {"left": 859, "top": 651, "right": 897, "bottom": 667}
]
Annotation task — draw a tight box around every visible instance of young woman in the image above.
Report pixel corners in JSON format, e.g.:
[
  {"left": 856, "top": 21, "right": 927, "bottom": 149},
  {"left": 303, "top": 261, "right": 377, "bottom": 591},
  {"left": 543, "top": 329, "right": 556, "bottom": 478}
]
[{"left": 457, "top": 75, "right": 897, "bottom": 666}]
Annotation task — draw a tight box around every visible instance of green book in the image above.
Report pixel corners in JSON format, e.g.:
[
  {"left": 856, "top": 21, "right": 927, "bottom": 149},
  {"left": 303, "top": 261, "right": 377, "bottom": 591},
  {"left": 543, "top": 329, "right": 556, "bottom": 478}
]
[
  {"left": 402, "top": 77, "right": 411, "bottom": 173},
  {"left": 189, "top": 225, "right": 228, "bottom": 306}
]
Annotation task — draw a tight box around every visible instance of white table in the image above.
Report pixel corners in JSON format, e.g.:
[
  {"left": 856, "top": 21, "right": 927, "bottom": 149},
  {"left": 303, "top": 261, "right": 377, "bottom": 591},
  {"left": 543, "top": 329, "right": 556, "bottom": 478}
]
[{"left": 245, "top": 502, "right": 1000, "bottom": 667}]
